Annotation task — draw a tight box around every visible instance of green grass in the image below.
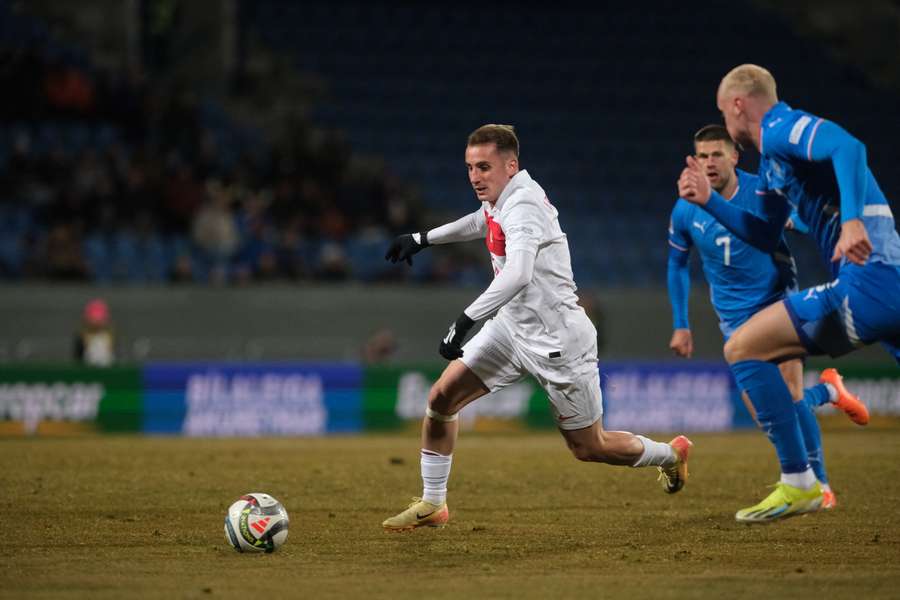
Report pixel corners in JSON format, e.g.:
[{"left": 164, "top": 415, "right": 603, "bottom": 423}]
[{"left": 2, "top": 418, "right": 899, "bottom": 599}]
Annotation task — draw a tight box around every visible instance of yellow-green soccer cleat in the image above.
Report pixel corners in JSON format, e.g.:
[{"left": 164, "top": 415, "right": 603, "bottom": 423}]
[
  {"left": 735, "top": 482, "right": 823, "bottom": 523},
  {"left": 382, "top": 497, "right": 449, "bottom": 532},
  {"left": 658, "top": 435, "right": 693, "bottom": 494}
]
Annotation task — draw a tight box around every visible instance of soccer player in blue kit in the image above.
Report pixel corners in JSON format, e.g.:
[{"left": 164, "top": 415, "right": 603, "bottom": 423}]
[
  {"left": 668, "top": 124, "right": 868, "bottom": 511},
  {"left": 678, "top": 64, "right": 900, "bottom": 523}
]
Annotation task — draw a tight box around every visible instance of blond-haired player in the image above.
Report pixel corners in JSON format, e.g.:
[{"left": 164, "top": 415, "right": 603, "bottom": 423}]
[{"left": 678, "top": 65, "right": 900, "bottom": 522}]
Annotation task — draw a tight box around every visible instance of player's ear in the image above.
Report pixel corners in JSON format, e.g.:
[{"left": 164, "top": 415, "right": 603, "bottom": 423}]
[{"left": 506, "top": 157, "right": 519, "bottom": 176}]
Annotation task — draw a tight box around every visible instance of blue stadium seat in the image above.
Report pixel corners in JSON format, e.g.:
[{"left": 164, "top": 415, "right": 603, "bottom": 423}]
[{"left": 83, "top": 234, "right": 112, "bottom": 283}]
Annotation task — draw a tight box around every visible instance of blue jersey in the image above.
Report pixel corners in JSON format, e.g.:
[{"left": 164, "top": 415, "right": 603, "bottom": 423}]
[
  {"left": 668, "top": 169, "right": 796, "bottom": 329},
  {"left": 700, "top": 102, "right": 900, "bottom": 361},
  {"left": 758, "top": 102, "right": 900, "bottom": 274}
]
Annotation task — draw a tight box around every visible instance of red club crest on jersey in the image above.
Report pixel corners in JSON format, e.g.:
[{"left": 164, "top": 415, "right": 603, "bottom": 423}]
[{"left": 484, "top": 210, "right": 506, "bottom": 256}]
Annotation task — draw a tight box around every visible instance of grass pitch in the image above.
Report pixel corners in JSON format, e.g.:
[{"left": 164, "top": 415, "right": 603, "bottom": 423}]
[{"left": 2, "top": 418, "right": 899, "bottom": 599}]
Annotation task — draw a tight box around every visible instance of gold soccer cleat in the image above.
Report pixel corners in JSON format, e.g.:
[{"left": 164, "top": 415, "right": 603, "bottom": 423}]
[{"left": 382, "top": 497, "right": 449, "bottom": 532}]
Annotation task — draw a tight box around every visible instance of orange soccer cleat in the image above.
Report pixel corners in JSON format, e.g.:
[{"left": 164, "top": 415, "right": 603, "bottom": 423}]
[
  {"left": 658, "top": 435, "right": 693, "bottom": 494},
  {"left": 820, "top": 368, "right": 869, "bottom": 426}
]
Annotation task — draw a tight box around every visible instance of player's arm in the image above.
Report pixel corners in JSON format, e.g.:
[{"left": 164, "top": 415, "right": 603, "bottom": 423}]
[
  {"left": 677, "top": 156, "right": 789, "bottom": 252},
  {"left": 803, "top": 120, "right": 867, "bottom": 223},
  {"left": 701, "top": 189, "right": 790, "bottom": 253},
  {"left": 438, "top": 200, "right": 540, "bottom": 360},
  {"left": 666, "top": 206, "right": 693, "bottom": 358},
  {"left": 427, "top": 208, "right": 488, "bottom": 243},
  {"left": 767, "top": 117, "right": 872, "bottom": 263},
  {"left": 385, "top": 209, "right": 486, "bottom": 265},
  {"left": 804, "top": 120, "right": 873, "bottom": 263}
]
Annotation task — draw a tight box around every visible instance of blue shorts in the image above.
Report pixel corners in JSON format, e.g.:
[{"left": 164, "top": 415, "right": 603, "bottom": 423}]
[
  {"left": 720, "top": 292, "right": 792, "bottom": 343},
  {"left": 784, "top": 261, "right": 900, "bottom": 361},
  {"left": 720, "top": 318, "right": 747, "bottom": 343}
]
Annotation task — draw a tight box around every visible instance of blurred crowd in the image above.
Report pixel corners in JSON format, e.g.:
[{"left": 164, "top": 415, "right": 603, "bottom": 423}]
[{"left": 0, "top": 12, "right": 438, "bottom": 285}]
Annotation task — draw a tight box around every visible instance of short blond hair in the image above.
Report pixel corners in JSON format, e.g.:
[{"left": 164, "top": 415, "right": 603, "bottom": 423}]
[
  {"left": 467, "top": 124, "right": 519, "bottom": 157},
  {"left": 719, "top": 64, "right": 778, "bottom": 101}
]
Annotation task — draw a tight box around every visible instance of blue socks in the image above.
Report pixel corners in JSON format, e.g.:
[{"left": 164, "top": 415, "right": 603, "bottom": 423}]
[
  {"left": 794, "top": 399, "right": 828, "bottom": 484},
  {"left": 804, "top": 383, "right": 831, "bottom": 409},
  {"left": 731, "top": 360, "right": 809, "bottom": 475}
]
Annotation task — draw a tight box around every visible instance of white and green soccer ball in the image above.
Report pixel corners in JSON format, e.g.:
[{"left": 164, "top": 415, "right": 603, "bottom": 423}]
[{"left": 224, "top": 493, "right": 289, "bottom": 553}]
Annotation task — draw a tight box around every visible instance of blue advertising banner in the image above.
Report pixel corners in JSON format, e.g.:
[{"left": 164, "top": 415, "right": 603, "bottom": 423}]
[
  {"left": 600, "top": 361, "right": 750, "bottom": 432},
  {"left": 142, "top": 363, "right": 362, "bottom": 436}
]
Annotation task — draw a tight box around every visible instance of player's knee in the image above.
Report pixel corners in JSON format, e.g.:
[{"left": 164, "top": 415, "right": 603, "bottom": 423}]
[
  {"left": 723, "top": 334, "right": 747, "bottom": 364},
  {"left": 427, "top": 386, "right": 452, "bottom": 415}
]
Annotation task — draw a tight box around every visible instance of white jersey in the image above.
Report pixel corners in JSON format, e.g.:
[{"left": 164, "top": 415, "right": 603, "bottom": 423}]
[{"left": 470, "top": 170, "right": 595, "bottom": 357}]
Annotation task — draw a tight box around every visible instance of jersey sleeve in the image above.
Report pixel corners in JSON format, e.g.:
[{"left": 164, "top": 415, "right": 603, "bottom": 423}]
[
  {"left": 426, "top": 208, "right": 486, "bottom": 244},
  {"left": 463, "top": 249, "right": 535, "bottom": 321},
  {"left": 666, "top": 202, "right": 691, "bottom": 329},
  {"left": 702, "top": 178, "right": 790, "bottom": 253},
  {"left": 765, "top": 115, "right": 866, "bottom": 222},
  {"left": 667, "top": 245, "right": 691, "bottom": 330},
  {"left": 501, "top": 196, "right": 544, "bottom": 256},
  {"left": 667, "top": 201, "right": 692, "bottom": 252}
]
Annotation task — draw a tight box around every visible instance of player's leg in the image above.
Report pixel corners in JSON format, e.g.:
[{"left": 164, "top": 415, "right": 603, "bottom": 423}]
[
  {"left": 739, "top": 359, "right": 834, "bottom": 506},
  {"left": 422, "top": 360, "right": 489, "bottom": 456},
  {"left": 797, "top": 364, "right": 869, "bottom": 425},
  {"left": 739, "top": 392, "right": 758, "bottom": 423},
  {"left": 536, "top": 347, "right": 693, "bottom": 493},
  {"left": 383, "top": 320, "right": 522, "bottom": 531},
  {"left": 780, "top": 358, "right": 836, "bottom": 508},
  {"left": 723, "top": 302, "right": 823, "bottom": 522},
  {"left": 559, "top": 420, "right": 693, "bottom": 494},
  {"left": 559, "top": 421, "right": 643, "bottom": 465},
  {"left": 383, "top": 361, "right": 490, "bottom": 531}
]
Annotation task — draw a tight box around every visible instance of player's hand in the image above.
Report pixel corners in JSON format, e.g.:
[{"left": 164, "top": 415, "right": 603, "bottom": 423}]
[
  {"left": 439, "top": 313, "right": 475, "bottom": 360},
  {"left": 832, "top": 218, "right": 872, "bottom": 265},
  {"left": 385, "top": 232, "right": 429, "bottom": 266},
  {"left": 669, "top": 328, "right": 694, "bottom": 358},
  {"left": 677, "top": 156, "right": 711, "bottom": 206}
]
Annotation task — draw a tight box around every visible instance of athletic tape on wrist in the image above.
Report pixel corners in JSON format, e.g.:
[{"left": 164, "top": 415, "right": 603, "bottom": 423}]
[{"left": 426, "top": 407, "right": 458, "bottom": 422}]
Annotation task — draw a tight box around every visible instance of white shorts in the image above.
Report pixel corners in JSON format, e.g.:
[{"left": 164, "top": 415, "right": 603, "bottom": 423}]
[{"left": 460, "top": 318, "right": 603, "bottom": 430}]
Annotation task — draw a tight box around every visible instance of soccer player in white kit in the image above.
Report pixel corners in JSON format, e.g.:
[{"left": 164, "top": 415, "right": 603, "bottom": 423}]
[{"left": 382, "top": 124, "right": 692, "bottom": 531}]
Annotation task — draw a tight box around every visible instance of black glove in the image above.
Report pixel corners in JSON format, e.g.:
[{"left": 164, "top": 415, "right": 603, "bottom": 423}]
[
  {"left": 439, "top": 313, "right": 475, "bottom": 360},
  {"left": 384, "top": 232, "right": 429, "bottom": 266}
]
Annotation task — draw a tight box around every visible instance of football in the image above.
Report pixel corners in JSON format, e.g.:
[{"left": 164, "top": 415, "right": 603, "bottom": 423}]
[{"left": 224, "top": 493, "right": 290, "bottom": 553}]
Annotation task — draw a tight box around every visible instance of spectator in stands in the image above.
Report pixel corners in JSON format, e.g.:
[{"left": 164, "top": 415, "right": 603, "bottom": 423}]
[
  {"left": 74, "top": 298, "right": 116, "bottom": 366},
  {"left": 191, "top": 178, "right": 240, "bottom": 283},
  {"left": 0, "top": 5, "right": 428, "bottom": 285},
  {"left": 362, "top": 328, "right": 398, "bottom": 364}
]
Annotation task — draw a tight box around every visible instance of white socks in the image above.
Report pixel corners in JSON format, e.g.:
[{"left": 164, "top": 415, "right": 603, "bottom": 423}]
[
  {"left": 632, "top": 435, "right": 677, "bottom": 468},
  {"left": 824, "top": 383, "right": 838, "bottom": 403},
  {"left": 781, "top": 468, "right": 818, "bottom": 490},
  {"left": 421, "top": 449, "right": 453, "bottom": 505}
]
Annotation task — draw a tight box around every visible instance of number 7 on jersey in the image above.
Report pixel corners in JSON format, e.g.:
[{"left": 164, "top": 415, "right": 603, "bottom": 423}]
[{"left": 716, "top": 235, "right": 731, "bottom": 266}]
